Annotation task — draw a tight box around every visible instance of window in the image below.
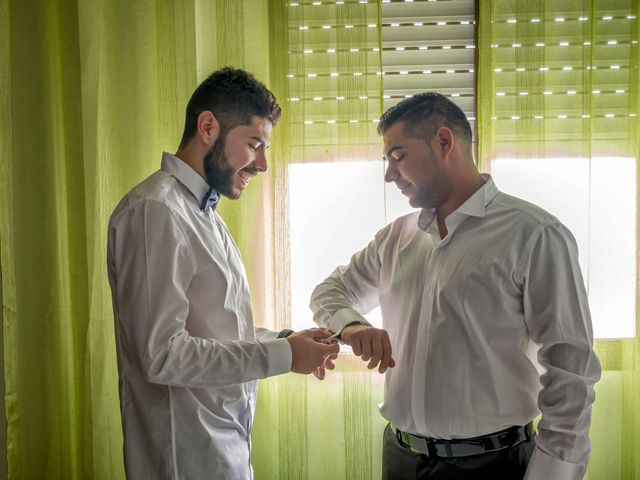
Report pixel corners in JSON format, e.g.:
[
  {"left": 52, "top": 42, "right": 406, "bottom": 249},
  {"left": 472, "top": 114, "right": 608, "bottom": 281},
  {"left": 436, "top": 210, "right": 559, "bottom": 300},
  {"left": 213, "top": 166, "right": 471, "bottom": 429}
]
[
  {"left": 493, "top": 157, "right": 637, "bottom": 338},
  {"left": 289, "top": 161, "right": 416, "bottom": 331},
  {"left": 287, "top": 0, "right": 476, "bottom": 332}
]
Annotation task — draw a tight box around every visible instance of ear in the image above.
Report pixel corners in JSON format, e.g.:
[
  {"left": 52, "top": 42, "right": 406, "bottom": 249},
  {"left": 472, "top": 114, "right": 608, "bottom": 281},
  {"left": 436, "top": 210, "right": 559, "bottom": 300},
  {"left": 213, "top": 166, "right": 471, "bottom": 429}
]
[
  {"left": 434, "top": 126, "right": 454, "bottom": 159},
  {"left": 196, "top": 111, "right": 220, "bottom": 146}
]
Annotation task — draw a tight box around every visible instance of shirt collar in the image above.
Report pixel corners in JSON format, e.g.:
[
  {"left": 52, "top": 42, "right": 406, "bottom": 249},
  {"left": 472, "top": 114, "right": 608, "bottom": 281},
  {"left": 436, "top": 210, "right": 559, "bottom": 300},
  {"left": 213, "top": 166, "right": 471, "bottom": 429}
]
[
  {"left": 160, "top": 152, "right": 220, "bottom": 211},
  {"left": 418, "top": 174, "right": 498, "bottom": 231}
]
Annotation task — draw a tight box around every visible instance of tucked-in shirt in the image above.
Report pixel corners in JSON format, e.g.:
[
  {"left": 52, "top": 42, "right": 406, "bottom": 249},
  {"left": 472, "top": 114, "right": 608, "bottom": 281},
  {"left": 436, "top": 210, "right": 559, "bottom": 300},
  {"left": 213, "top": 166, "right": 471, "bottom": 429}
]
[
  {"left": 107, "top": 152, "right": 292, "bottom": 480},
  {"left": 310, "top": 175, "right": 601, "bottom": 479}
]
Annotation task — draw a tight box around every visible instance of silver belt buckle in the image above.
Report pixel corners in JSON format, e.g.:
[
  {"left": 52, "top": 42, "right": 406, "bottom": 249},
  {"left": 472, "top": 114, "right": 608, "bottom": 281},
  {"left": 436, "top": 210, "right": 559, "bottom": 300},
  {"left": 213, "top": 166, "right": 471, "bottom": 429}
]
[
  {"left": 407, "top": 434, "right": 430, "bottom": 456},
  {"left": 441, "top": 441, "right": 485, "bottom": 457}
]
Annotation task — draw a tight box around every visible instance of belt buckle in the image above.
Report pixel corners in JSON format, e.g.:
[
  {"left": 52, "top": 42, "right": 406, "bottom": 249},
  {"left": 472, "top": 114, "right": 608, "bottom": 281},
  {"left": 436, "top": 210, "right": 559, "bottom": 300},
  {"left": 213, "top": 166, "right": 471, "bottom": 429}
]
[
  {"left": 407, "top": 435, "right": 431, "bottom": 457},
  {"left": 440, "top": 440, "right": 485, "bottom": 458}
]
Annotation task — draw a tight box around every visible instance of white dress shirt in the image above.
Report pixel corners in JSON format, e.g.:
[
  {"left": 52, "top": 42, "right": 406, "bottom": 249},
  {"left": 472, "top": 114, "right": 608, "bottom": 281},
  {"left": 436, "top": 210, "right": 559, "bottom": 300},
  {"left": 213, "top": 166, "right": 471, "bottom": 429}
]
[
  {"left": 107, "top": 152, "right": 292, "bottom": 480},
  {"left": 310, "top": 175, "right": 601, "bottom": 479}
]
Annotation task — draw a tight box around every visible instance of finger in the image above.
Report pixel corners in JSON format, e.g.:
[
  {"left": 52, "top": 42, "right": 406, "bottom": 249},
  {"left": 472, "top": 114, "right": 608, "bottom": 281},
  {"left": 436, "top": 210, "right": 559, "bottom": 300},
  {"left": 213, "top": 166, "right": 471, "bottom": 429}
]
[
  {"left": 360, "top": 337, "right": 372, "bottom": 362},
  {"left": 381, "top": 357, "right": 396, "bottom": 373},
  {"left": 378, "top": 335, "right": 393, "bottom": 373},
  {"left": 325, "top": 358, "right": 336, "bottom": 370},
  {"left": 368, "top": 337, "right": 383, "bottom": 370},
  {"left": 314, "top": 364, "right": 326, "bottom": 380},
  {"left": 313, "top": 329, "right": 334, "bottom": 340},
  {"left": 351, "top": 337, "right": 362, "bottom": 356},
  {"left": 324, "top": 342, "right": 340, "bottom": 355}
]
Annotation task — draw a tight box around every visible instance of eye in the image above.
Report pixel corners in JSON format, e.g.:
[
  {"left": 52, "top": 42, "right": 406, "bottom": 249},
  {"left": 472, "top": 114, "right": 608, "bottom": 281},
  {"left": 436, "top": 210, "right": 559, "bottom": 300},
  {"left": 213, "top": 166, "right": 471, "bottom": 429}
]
[
  {"left": 249, "top": 143, "right": 260, "bottom": 150},
  {"left": 391, "top": 152, "right": 405, "bottom": 162}
]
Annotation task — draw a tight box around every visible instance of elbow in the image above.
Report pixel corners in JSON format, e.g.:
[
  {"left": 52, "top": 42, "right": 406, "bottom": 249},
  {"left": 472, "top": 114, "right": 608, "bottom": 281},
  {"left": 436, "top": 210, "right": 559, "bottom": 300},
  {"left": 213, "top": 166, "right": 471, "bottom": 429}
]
[{"left": 138, "top": 334, "right": 185, "bottom": 385}]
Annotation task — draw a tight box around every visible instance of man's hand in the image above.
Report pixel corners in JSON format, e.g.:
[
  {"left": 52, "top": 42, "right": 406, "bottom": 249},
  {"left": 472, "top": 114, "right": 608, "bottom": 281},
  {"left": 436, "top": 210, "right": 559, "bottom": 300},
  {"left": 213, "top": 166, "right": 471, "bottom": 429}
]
[
  {"left": 340, "top": 323, "right": 395, "bottom": 373},
  {"left": 287, "top": 328, "right": 340, "bottom": 377}
]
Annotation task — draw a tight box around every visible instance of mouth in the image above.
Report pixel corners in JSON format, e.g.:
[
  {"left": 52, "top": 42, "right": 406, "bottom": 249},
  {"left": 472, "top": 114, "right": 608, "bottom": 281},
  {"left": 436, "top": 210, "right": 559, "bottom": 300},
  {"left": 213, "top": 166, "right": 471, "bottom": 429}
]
[
  {"left": 238, "top": 170, "right": 254, "bottom": 188},
  {"left": 397, "top": 182, "right": 412, "bottom": 194}
]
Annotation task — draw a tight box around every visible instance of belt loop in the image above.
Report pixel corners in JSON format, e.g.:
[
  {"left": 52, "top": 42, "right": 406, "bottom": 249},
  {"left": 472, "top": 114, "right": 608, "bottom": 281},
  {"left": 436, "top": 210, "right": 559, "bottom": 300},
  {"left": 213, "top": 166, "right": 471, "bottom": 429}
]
[{"left": 444, "top": 443, "right": 454, "bottom": 457}]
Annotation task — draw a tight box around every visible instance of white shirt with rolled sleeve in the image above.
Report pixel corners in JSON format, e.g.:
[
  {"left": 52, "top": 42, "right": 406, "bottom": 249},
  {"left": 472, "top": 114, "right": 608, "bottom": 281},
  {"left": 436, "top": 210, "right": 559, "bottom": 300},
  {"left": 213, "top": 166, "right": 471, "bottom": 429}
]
[
  {"left": 107, "top": 152, "right": 292, "bottom": 480},
  {"left": 310, "top": 175, "right": 601, "bottom": 479}
]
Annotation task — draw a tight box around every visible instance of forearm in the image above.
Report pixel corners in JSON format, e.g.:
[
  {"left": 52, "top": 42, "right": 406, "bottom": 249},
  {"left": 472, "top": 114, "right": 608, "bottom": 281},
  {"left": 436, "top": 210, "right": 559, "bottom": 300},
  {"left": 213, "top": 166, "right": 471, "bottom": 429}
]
[
  {"left": 136, "top": 329, "right": 292, "bottom": 387},
  {"left": 521, "top": 223, "right": 602, "bottom": 478}
]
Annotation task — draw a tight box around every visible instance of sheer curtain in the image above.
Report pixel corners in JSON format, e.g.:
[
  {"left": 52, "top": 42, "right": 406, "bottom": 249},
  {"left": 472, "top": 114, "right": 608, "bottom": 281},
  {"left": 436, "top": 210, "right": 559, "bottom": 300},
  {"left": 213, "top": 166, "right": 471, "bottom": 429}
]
[
  {"left": 478, "top": 1, "right": 640, "bottom": 478},
  {"left": 251, "top": 1, "right": 386, "bottom": 479},
  {"left": 0, "top": 0, "right": 277, "bottom": 478}
]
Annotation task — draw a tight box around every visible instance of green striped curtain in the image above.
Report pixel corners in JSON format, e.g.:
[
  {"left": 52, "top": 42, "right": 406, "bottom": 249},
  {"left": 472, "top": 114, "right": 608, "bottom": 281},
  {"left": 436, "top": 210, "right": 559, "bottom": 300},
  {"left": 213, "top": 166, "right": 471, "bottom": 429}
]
[
  {"left": 1, "top": 0, "right": 386, "bottom": 478},
  {"left": 252, "top": 1, "right": 385, "bottom": 479},
  {"left": 478, "top": 1, "right": 640, "bottom": 478},
  {"left": 0, "top": 0, "right": 276, "bottom": 477}
]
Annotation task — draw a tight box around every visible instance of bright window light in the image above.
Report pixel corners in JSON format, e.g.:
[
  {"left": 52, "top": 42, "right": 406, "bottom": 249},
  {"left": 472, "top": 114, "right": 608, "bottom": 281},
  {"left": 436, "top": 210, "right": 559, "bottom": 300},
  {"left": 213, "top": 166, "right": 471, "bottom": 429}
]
[
  {"left": 289, "top": 161, "right": 416, "bottom": 331},
  {"left": 289, "top": 158, "right": 637, "bottom": 340},
  {"left": 492, "top": 157, "right": 637, "bottom": 339}
]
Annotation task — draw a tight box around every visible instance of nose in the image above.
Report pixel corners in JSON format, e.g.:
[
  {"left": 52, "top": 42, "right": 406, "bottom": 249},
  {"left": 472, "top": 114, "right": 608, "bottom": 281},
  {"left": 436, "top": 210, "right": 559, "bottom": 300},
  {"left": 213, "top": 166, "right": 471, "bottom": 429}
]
[
  {"left": 254, "top": 149, "right": 268, "bottom": 173},
  {"left": 384, "top": 161, "right": 397, "bottom": 183}
]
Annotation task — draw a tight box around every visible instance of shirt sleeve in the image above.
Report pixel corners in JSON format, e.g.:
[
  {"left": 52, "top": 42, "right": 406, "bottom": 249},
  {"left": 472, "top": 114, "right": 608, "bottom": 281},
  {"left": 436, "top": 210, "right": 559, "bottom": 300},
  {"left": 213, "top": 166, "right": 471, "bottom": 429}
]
[
  {"left": 255, "top": 327, "right": 279, "bottom": 340},
  {"left": 309, "top": 235, "right": 382, "bottom": 334},
  {"left": 518, "top": 223, "right": 602, "bottom": 479},
  {"left": 107, "top": 200, "right": 292, "bottom": 388}
]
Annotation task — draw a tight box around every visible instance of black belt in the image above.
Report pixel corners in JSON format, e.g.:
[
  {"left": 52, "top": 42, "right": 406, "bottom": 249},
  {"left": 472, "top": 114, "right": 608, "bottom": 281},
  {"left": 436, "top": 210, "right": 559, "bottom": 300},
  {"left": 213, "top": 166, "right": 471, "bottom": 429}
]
[{"left": 390, "top": 423, "right": 532, "bottom": 458}]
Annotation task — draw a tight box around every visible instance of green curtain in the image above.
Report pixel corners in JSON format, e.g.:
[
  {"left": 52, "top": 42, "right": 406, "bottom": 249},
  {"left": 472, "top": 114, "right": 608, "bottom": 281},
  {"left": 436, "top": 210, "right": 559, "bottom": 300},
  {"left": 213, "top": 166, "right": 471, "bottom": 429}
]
[
  {"left": 478, "top": 1, "right": 640, "bottom": 478},
  {"left": 2, "top": 0, "right": 387, "bottom": 478},
  {"left": 0, "top": 0, "right": 276, "bottom": 478},
  {"left": 251, "top": 1, "right": 385, "bottom": 479}
]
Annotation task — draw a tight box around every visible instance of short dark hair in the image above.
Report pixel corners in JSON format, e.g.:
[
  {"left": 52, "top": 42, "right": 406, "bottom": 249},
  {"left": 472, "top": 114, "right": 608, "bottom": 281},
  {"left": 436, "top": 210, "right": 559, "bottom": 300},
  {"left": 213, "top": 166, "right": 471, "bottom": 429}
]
[
  {"left": 180, "top": 67, "right": 281, "bottom": 146},
  {"left": 377, "top": 92, "right": 472, "bottom": 146}
]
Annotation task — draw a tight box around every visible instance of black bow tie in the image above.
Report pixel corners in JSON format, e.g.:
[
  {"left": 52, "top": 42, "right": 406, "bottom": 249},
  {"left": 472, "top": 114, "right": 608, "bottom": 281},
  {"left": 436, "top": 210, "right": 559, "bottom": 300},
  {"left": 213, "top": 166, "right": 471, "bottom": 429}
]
[{"left": 200, "top": 186, "right": 220, "bottom": 212}]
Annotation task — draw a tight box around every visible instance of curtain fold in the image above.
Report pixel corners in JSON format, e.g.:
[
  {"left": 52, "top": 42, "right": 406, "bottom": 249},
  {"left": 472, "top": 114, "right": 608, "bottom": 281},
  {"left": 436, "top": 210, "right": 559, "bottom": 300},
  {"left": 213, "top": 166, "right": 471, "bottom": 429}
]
[
  {"left": 0, "top": 0, "right": 274, "bottom": 478},
  {"left": 1, "top": 0, "right": 385, "bottom": 477},
  {"left": 477, "top": 1, "right": 640, "bottom": 478},
  {"left": 251, "top": 2, "right": 385, "bottom": 479},
  {"left": 11, "top": 1, "right": 634, "bottom": 479}
]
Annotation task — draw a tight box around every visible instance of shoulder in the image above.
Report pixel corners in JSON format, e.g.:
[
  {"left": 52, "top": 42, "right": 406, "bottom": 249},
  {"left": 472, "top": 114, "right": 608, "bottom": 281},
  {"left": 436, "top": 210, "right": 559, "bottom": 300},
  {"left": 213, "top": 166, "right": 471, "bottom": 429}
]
[
  {"left": 486, "top": 191, "right": 579, "bottom": 260},
  {"left": 109, "top": 171, "right": 185, "bottom": 227},
  {"left": 375, "top": 210, "right": 421, "bottom": 240},
  {"left": 490, "top": 191, "right": 562, "bottom": 229}
]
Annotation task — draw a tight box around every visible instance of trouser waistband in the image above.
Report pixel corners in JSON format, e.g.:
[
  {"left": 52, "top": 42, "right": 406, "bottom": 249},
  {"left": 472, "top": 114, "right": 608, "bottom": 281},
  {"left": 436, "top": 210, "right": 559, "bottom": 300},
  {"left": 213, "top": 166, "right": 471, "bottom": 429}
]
[{"left": 389, "top": 422, "right": 533, "bottom": 458}]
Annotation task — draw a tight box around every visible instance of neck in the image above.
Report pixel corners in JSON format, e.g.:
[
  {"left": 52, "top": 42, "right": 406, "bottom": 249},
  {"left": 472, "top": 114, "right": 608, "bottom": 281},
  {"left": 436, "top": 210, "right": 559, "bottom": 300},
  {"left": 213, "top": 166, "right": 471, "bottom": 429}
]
[
  {"left": 175, "top": 145, "right": 207, "bottom": 182},
  {"left": 435, "top": 167, "right": 485, "bottom": 222}
]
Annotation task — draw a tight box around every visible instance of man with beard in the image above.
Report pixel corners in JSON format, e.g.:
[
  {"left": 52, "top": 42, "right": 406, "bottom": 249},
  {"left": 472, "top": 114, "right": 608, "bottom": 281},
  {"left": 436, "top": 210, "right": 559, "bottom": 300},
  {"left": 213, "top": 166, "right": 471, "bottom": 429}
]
[
  {"left": 310, "top": 92, "right": 600, "bottom": 479},
  {"left": 107, "top": 67, "right": 339, "bottom": 479}
]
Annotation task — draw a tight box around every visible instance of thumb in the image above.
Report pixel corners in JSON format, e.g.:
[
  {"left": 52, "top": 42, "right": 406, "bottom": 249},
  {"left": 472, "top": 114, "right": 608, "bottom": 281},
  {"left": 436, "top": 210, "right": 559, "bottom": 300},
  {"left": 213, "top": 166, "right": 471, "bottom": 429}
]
[{"left": 322, "top": 342, "right": 340, "bottom": 355}]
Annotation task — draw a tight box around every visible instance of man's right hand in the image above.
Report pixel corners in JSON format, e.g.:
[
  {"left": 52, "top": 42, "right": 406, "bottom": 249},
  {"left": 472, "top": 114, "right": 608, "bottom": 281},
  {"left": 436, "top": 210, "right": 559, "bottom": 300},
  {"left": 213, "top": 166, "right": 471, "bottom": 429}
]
[
  {"left": 287, "top": 328, "right": 340, "bottom": 375},
  {"left": 340, "top": 324, "right": 395, "bottom": 373}
]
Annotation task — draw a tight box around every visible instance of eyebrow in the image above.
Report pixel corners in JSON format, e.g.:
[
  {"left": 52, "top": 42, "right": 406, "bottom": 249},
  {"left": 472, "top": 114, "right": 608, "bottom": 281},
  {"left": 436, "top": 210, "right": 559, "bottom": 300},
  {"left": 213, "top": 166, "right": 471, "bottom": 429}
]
[
  {"left": 383, "top": 145, "right": 404, "bottom": 160},
  {"left": 250, "top": 136, "right": 270, "bottom": 149}
]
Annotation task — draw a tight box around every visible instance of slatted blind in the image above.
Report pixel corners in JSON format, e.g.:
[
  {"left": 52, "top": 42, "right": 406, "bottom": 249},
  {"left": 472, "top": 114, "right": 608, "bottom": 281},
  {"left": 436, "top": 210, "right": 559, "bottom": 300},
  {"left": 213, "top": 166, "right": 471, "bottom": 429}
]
[
  {"left": 478, "top": 0, "right": 640, "bottom": 158},
  {"left": 284, "top": 0, "right": 476, "bottom": 162},
  {"left": 285, "top": 0, "right": 383, "bottom": 162},
  {"left": 381, "top": 0, "right": 476, "bottom": 140}
]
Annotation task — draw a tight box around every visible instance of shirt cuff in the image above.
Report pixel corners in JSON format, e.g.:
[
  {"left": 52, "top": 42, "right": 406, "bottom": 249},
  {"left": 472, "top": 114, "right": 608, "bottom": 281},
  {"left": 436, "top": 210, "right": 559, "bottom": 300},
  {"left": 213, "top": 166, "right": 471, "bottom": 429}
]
[
  {"left": 330, "top": 308, "right": 372, "bottom": 336},
  {"left": 261, "top": 338, "right": 293, "bottom": 377},
  {"left": 524, "top": 447, "right": 587, "bottom": 480}
]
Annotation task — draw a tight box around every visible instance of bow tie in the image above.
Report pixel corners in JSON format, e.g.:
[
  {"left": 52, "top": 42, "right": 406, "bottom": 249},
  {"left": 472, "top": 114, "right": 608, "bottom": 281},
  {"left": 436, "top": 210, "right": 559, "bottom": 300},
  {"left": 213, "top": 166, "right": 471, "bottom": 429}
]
[{"left": 200, "top": 186, "right": 220, "bottom": 212}]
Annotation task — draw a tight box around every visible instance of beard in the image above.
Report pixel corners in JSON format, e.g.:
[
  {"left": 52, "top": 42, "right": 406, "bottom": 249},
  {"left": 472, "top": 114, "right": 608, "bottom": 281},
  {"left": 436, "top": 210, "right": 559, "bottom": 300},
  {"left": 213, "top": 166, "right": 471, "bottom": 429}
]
[
  {"left": 411, "top": 148, "right": 452, "bottom": 209},
  {"left": 413, "top": 169, "right": 452, "bottom": 209},
  {"left": 203, "top": 134, "right": 239, "bottom": 199}
]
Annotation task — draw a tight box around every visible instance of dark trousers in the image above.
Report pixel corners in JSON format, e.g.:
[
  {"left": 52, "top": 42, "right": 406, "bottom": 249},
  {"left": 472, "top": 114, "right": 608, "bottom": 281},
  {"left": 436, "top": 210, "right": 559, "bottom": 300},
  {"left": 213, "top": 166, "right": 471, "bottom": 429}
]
[{"left": 382, "top": 424, "right": 536, "bottom": 480}]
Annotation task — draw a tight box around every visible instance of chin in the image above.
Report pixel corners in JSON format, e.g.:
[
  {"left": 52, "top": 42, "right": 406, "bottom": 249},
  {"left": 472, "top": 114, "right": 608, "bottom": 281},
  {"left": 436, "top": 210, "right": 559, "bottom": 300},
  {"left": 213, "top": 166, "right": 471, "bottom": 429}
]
[
  {"left": 409, "top": 197, "right": 430, "bottom": 209},
  {"left": 227, "top": 189, "right": 242, "bottom": 200}
]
